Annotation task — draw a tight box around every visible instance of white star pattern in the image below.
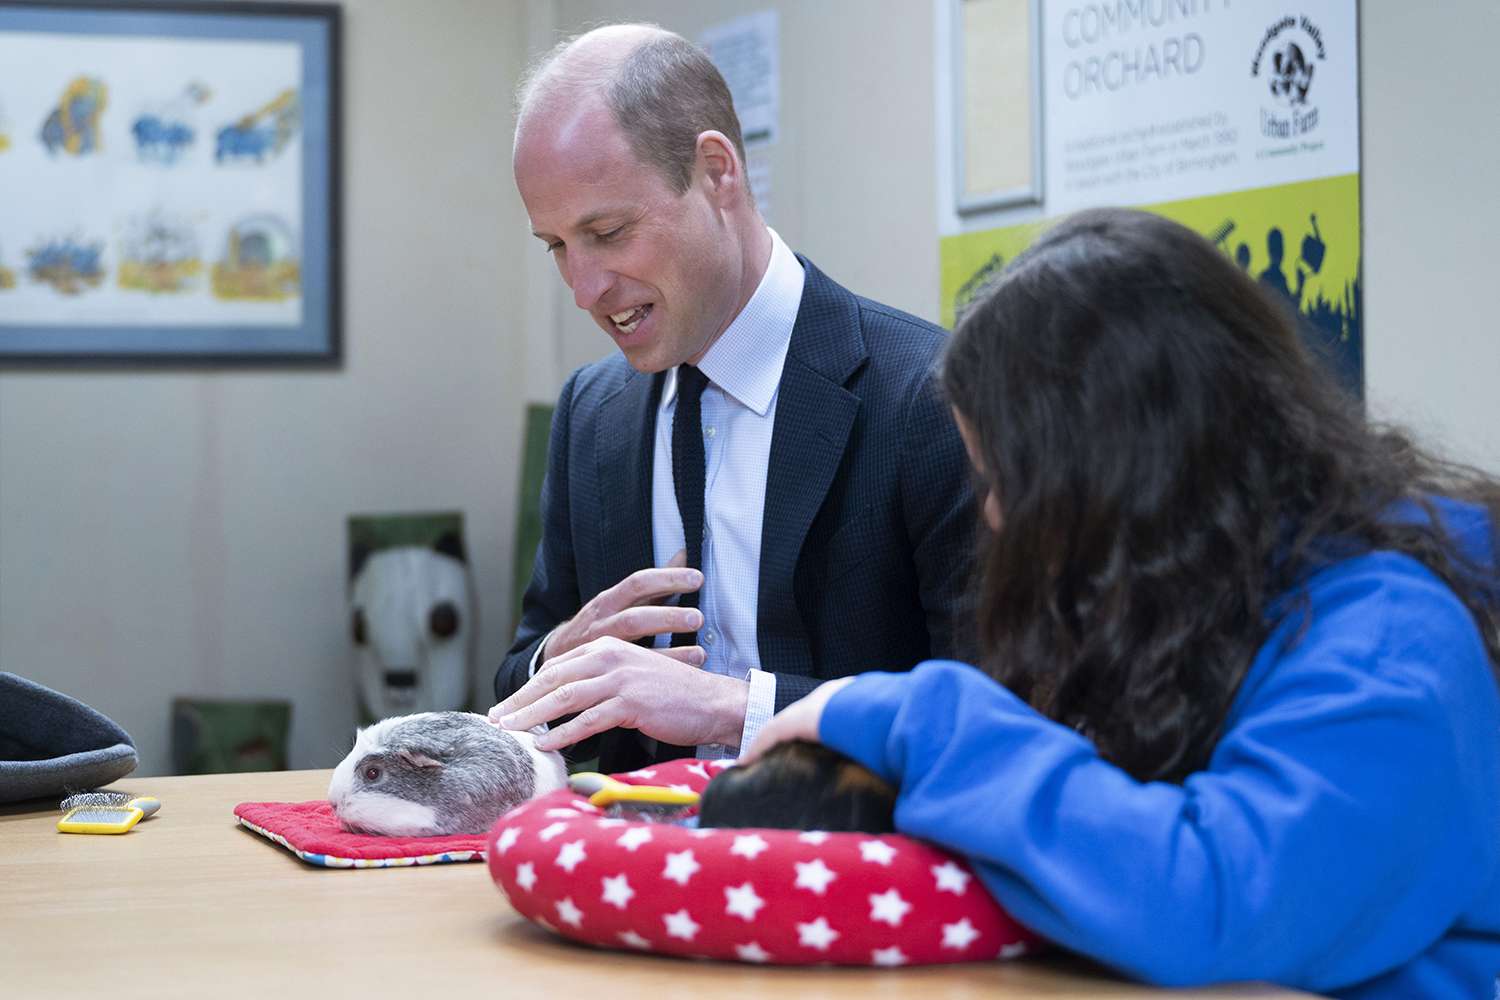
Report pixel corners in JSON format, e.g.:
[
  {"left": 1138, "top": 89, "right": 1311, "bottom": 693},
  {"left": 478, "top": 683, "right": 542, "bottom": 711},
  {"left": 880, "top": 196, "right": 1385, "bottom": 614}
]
[
  {"left": 868, "top": 888, "right": 913, "bottom": 927},
  {"left": 616, "top": 826, "right": 653, "bottom": 851},
  {"left": 618, "top": 930, "right": 652, "bottom": 950},
  {"left": 797, "top": 831, "right": 829, "bottom": 845},
  {"left": 555, "top": 840, "right": 587, "bottom": 873},
  {"left": 723, "top": 882, "right": 765, "bottom": 922},
  {"left": 537, "top": 821, "right": 569, "bottom": 842},
  {"left": 730, "top": 834, "right": 769, "bottom": 860},
  {"left": 999, "top": 941, "right": 1029, "bottom": 960},
  {"left": 595, "top": 817, "right": 626, "bottom": 827},
  {"left": 689, "top": 828, "right": 718, "bottom": 839},
  {"left": 685, "top": 763, "right": 710, "bottom": 780},
  {"left": 662, "top": 850, "right": 702, "bottom": 886},
  {"left": 793, "top": 858, "right": 838, "bottom": 895},
  {"left": 627, "top": 768, "right": 657, "bottom": 779},
  {"left": 600, "top": 874, "right": 634, "bottom": 910},
  {"left": 570, "top": 801, "right": 600, "bottom": 813},
  {"left": 493, "top": 827, "right": 519, "bottom": 855},
  {"left": 932, "top": 860, "right": 972, "bottom": 895},
  {"left": 858, "top": 839, "right": 898, "bottom": 866},
  {"left": 709, "top": 759, "right": 735, "bottom": 770},
  {"left": 514, "top": 862, "right": 537, "bottom": 891},
  {"left": 735, "top": 941, "right": 772, "bottom": 963},
  {"left": 942, "top": 917, "right": 981, "bottom": 950},
  {"left": 871, "top": 946, "right": 908, "bottom": 967},
  {"left": 663, "top": 908, "right": 700, "bottom": 941},
  {"left": 545, "top": 808, "right": 580, "bottom": 819},
  {"left": 668, "top": 784, "right": 695, "bottom": 795},
  {"left": 796, "top": 916, "right": 840, "bottom": 951},
  {"left": 555, "top": 897, "right": 583, "bottom": 928}
]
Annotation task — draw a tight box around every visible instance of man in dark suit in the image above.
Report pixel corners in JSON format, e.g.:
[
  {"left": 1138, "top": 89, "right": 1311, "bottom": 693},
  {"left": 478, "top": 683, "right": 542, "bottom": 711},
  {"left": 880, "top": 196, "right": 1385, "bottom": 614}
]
[{"left": 490, "top": 24, "right": 973, "bottom": 772}]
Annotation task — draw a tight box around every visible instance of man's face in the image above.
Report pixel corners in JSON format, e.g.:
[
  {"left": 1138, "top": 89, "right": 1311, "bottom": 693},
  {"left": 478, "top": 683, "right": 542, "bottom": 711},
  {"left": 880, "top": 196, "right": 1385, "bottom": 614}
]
[{"left": 514, "top": 99, "right": 738, "bottom": 373}]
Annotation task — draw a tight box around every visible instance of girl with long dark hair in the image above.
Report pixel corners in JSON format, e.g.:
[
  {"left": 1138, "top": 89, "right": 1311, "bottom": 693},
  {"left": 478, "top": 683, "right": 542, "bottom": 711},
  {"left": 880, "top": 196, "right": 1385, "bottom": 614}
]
[{"left": 744, "top": 208, "right": 1500, "bottom": 998}]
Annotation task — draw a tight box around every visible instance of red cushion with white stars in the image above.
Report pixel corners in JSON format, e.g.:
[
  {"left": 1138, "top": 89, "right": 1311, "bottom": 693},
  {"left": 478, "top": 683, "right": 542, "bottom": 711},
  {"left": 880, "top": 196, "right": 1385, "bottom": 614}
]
[{"left": 486, "top": 757, "right": 1040, "bottom": 966}]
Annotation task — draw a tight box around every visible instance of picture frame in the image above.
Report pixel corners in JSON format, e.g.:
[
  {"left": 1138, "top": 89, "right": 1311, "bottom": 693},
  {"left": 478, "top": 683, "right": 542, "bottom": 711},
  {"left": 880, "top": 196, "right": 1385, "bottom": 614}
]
[
  {"left": 951, "top": 0, "right": 1043, "bottom": 215},
  {"left": 0, "top": 0, "right": 341, "bottom": 366}
]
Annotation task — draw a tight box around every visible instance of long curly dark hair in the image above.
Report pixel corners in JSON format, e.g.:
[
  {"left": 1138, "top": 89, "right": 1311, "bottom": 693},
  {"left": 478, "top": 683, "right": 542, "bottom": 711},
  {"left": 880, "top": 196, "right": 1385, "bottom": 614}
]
[{"left": 942, "top": 208, "right": 1500, "bottom": 784}]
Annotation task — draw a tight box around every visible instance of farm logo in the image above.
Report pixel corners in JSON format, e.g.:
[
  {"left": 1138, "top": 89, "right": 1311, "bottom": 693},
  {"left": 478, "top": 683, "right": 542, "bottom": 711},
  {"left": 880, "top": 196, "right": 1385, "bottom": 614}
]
[{"left": 1251, "top": 15, "right": 1326, "bottom": 140}]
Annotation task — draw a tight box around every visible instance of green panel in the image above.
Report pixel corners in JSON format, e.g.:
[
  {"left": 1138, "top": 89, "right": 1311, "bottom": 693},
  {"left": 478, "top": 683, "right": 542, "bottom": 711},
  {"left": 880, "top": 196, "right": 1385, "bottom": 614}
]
[
  {"left": 170, "top": 698, "right": 292, "bottom": 774},
  {"left": 512, "top": 403, "right": 555, "bottom": 634}
]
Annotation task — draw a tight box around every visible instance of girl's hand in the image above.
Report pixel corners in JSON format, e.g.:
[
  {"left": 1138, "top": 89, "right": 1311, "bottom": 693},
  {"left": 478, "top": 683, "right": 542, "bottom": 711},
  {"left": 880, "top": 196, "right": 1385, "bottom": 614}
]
[{"left": 739, "top": 677, "right": 856, "bottom": 764}]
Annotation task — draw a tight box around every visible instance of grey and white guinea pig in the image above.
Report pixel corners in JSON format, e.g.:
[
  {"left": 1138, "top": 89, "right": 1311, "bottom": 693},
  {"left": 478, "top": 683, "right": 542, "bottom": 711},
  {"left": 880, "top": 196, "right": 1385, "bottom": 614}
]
[{"left": 328, "top": 711, "right": 567, "bottom": 836}]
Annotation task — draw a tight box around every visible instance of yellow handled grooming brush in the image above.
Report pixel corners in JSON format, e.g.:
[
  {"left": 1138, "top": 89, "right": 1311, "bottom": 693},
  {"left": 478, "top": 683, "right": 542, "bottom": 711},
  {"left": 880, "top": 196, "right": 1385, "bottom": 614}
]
[{"left": 568, "top": 772, "right": 699, "bottom": 821}]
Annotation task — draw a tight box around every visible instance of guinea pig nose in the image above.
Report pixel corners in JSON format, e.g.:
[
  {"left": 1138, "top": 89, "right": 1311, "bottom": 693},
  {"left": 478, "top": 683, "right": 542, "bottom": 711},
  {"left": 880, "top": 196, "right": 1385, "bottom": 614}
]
[{"left": 429, "top": 601, "right": 461, "bottom": 639}]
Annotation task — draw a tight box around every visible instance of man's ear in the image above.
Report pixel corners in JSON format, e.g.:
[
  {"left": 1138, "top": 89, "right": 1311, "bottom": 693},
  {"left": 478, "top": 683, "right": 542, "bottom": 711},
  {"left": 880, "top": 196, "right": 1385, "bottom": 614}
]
[{"left": 695, "top": 130, "right": 743, "bottom": 205}]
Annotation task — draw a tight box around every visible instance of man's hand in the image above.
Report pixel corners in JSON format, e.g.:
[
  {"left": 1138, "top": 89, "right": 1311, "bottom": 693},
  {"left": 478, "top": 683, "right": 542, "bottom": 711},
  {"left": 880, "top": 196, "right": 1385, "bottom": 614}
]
[
  {"left": 541, "top": 559, "right": 703, "bottom": 664},
  {"left": 489, "top": 636, "right": 749, "bottom": 752},
  {"left": 737, "top": 677, "right": 856, "bottom": 764}
]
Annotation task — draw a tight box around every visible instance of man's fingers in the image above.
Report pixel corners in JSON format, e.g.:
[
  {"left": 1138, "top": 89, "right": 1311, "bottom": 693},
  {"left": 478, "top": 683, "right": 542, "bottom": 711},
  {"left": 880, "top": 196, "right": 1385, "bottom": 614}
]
[
  {"left": 658, "top": 645, "right": 706, "bottom": 667},
  {"left": 534, "top": 697, "right": 630, "bottom": 752},
  {"left": 491, "top": 649, "right": 610, "bottom": 719},
  {"left": 600, "top": 605, "right": 703, "bottom": 643},
  {"left": 605, "top": 566, "right": 703, "bottom": 611},
  {"left": 499, "top": 675, "right": 614, "bottom": 733}
]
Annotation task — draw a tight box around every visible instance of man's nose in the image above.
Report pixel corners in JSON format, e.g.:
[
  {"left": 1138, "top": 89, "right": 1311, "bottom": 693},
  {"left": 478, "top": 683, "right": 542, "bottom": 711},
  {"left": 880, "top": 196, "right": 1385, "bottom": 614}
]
[{"left": 565, "top": 252, "right": 614, "bottom": 313}]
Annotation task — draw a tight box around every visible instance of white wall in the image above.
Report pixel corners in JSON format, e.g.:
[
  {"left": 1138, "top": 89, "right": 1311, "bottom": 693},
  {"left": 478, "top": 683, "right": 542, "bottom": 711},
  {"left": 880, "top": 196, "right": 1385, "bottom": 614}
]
[
  {"left": 0, "top": 0, "right": 534, "bottom": 776},
  {"left": 1360, "top": 2, "right": 1500, "bottom": 472}
]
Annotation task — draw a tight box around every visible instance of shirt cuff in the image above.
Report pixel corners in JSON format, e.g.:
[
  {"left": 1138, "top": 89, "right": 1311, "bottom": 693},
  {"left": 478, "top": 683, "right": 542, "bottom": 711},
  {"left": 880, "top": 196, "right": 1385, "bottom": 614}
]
[
  {"left": 741, "top": 668, "right": 778, "bottom": 752},
  {"left": 527, "top": 629, "right": 554, "bottom": 677},
  {"left": 696, "top": 668, "right": 776, "bottom": 760}
]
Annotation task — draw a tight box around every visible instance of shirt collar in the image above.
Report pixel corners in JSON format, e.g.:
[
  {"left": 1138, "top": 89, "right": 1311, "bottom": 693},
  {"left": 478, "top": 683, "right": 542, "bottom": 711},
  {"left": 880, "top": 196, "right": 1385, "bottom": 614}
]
[{"left": 661, "top": 228, "right": 804, "bottom": 417}]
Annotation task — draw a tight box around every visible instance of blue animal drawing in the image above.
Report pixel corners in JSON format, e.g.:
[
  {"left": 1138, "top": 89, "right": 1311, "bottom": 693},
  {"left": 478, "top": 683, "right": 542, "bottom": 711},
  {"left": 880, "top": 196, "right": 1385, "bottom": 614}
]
[
  {"left": 214, "top": 89, "right": 299, "bottom": 165},
  {"left": 215, "top": 120, "right": 277, "bottom": 162},
  {"left": 132, "top": 114, "right": 194, "bottom": 164},
  {"left": 39, "top": 77, "right": 107, "bottom": 156}
]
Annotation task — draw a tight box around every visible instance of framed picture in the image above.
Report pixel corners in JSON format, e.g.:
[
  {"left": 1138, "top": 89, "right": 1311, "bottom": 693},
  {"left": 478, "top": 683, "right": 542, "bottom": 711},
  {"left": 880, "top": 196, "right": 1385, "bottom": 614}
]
[
  {"left": 0, "top": 0, "right": 340, "bottom": 365},
  {"left": 951, "top": 0, "right": 1043, "bottom": 215}
]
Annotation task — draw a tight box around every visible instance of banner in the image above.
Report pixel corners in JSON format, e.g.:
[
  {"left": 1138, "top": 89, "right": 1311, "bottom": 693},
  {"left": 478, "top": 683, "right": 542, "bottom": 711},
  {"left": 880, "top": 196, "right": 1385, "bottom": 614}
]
[{"left": 941, "top": 1, "right": 1361, "bottom": 395}]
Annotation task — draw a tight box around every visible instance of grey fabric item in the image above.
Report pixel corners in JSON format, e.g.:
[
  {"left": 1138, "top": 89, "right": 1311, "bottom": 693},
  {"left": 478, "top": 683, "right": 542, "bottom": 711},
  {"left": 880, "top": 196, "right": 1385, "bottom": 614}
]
[{"left": 0, "top": 672, "right": 138, "bottom": 803}]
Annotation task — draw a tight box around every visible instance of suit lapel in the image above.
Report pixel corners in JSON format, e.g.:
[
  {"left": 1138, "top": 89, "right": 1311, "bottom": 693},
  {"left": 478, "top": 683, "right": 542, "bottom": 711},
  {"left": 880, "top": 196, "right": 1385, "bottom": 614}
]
[
  {"left": 596, "top": 369, "right": 663, "bottom": 590},
  {"left": 757, "top": 258, "right": 867, "bottom": 675}
]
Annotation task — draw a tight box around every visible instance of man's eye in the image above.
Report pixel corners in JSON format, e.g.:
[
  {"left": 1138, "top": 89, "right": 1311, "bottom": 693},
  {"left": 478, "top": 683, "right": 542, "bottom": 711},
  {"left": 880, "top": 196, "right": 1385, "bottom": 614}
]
[{"left": 596, "top": 226, "right": 623, "bottom": 242}]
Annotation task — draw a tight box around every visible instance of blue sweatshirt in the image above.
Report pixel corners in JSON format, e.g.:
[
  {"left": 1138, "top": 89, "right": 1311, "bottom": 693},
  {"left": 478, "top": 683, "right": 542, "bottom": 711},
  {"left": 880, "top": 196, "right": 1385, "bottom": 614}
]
[{"left": 821, "top": 546, "right": 1500, "bottom": 997}]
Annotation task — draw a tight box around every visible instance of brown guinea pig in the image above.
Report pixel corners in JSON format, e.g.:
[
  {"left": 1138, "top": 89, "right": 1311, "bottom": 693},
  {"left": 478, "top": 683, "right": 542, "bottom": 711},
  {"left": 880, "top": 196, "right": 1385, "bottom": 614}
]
[{"left": 697, "top": 740, "right": 897, "bottom": 833}]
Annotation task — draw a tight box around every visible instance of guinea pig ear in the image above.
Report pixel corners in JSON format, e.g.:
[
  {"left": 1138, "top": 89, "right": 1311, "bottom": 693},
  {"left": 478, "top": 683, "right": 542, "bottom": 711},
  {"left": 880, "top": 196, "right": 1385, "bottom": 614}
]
[{"left": 396, "top": 749, "right": 444, "bottom": 769}]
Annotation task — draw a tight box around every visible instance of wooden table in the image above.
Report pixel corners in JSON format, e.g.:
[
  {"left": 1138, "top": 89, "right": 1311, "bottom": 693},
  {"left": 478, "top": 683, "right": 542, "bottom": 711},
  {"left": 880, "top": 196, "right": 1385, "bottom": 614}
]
[{"left": 0, "top": 770, "right": 1312, "bottom": 999}]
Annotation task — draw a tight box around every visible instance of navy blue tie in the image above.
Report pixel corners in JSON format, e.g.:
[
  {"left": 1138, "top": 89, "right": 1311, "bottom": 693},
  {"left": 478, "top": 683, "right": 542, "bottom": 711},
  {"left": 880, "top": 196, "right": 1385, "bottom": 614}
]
[{"left": 670, "top": 364, "right": 709, "bottom": 648}]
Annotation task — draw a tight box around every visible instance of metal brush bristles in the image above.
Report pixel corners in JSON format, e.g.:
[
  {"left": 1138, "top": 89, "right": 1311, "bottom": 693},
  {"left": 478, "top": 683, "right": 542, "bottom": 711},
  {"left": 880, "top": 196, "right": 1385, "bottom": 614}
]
[
  {"left": 60, "top": 789, "right": 135, "bottom": 810},
  {"left": 59, "top": 789, "right": 160, "bottom": 818}
]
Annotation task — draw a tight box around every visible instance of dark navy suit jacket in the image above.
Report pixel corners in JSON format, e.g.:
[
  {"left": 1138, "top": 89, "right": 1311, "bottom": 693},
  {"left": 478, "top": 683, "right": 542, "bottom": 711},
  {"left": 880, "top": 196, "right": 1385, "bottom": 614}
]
[{"left": 494, "top": 257, "right": 976, "bottom": 771}]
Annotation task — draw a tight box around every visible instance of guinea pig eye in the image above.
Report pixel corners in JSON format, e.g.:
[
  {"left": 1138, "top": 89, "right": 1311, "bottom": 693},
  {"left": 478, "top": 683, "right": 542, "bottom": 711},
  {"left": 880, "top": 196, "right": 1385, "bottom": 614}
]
[
  {"left": 363, "top": 765, "right": 381, "bottom": 782},
  {"left": 428, "top": 601, "right": 460, "bottom": 639},
  {"left": 351, "top": 607, "right": 367, "bottom": 645}
]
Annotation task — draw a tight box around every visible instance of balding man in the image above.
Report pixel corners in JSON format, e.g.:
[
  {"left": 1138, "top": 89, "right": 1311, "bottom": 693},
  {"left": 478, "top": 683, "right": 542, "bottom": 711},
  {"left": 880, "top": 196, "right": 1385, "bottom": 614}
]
[{"left": 489, "top": 25, "right": 973, "bottom": 772}]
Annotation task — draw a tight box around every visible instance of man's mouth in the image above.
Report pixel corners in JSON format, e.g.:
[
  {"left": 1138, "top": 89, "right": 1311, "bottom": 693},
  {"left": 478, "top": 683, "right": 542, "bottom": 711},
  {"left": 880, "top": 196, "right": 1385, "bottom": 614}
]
[{"left": 608, "top": 304, "right": 652, "bottom": 335}]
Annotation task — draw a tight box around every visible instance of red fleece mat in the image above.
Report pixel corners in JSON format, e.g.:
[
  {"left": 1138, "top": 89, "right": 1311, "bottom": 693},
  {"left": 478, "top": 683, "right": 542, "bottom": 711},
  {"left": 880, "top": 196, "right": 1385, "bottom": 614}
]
[{"left": 234, "top": 800, "right": 488, "bottom": 868}]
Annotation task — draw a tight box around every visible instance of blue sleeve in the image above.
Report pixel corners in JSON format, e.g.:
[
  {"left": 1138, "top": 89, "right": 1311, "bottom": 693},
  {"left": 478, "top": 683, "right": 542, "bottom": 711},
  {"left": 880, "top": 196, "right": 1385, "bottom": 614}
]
[{"left": 819, "top": 555, "right": 1500, "bottom": 991}]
